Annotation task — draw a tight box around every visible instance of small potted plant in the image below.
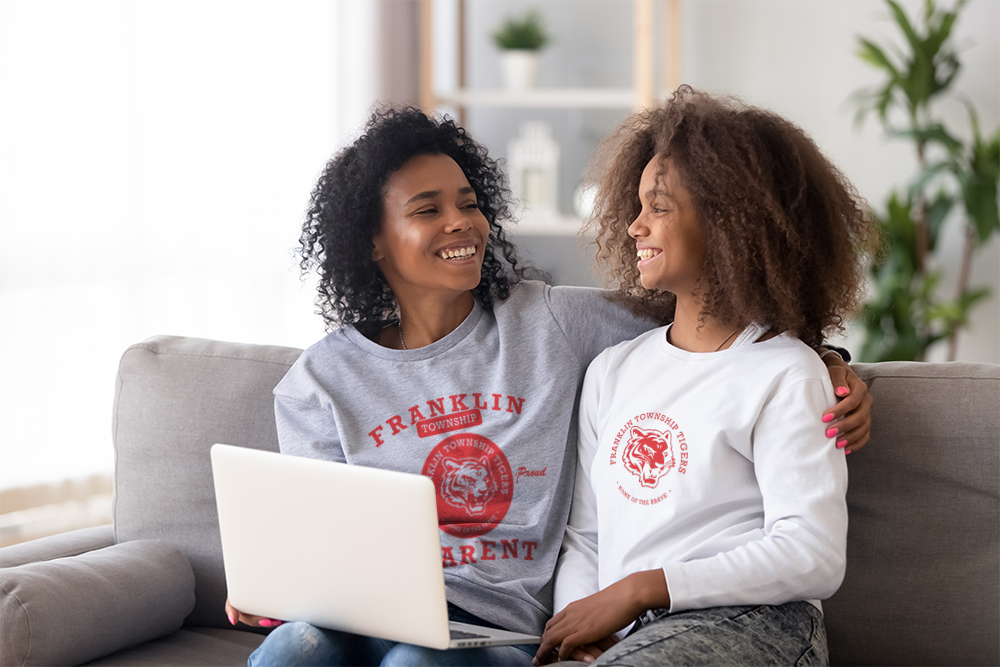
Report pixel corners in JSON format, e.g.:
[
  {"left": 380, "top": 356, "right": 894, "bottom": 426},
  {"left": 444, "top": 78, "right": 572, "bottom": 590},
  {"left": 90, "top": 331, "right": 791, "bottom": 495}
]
[{"left": 492, "top": 10, "right": 550, "bottom": 90}]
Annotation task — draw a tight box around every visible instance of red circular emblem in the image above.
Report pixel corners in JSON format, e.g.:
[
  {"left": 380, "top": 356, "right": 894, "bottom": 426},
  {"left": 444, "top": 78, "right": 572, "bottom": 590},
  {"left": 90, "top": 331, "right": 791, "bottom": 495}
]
[{"left": 422, "top": 433, "right": 513, "bottom": 538}]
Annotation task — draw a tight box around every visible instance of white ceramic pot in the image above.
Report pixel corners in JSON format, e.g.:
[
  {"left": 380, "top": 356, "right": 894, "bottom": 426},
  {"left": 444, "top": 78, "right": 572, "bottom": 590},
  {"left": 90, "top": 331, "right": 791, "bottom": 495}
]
[{"left": 500, "top": 50, "right": 539, "bottom": 90}]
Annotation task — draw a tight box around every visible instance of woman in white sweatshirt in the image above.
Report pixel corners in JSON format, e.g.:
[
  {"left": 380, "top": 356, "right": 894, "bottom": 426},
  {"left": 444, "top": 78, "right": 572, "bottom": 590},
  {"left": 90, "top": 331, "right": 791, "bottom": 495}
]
[{"left": 535, "top": 87, "right": 878, "bottom": 666}]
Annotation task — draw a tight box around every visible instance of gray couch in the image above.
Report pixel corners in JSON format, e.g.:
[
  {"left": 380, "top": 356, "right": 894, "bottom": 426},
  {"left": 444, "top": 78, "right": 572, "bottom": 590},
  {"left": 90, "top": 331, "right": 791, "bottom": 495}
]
[{"left": 1, "top": 335, "right": 997, "bottom": 666}]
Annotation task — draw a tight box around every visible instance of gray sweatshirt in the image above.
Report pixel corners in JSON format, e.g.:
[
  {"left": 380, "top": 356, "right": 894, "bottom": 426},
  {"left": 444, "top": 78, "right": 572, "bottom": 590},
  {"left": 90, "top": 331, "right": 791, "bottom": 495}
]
[{"left": 273, "top": 280, "right": 653, "bottom": 635}]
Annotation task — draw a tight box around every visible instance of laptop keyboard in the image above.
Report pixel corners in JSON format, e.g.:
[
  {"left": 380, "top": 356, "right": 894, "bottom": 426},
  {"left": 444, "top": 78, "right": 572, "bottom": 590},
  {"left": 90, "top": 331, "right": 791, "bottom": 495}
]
[{"left": 450, "top": 629, "right": 490, "bottom": 640}]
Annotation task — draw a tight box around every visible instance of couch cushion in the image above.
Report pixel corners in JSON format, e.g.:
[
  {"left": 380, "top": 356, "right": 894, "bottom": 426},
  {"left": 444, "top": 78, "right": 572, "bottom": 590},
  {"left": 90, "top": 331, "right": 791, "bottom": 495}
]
[
  {"left": 112, "top": 336, "right": 302, "bottom": 628},
  {"left": 0, "top": 524, "right": 114, "bottom": 569},
  {"left": 825, "top": 362, "right": 999, "bottom": 666},
  {"left": 82, "top": 627, "right": 265, "bottom": 667},
  {"left": 0, "top": 539, "right": 195, "bottom": 667}
]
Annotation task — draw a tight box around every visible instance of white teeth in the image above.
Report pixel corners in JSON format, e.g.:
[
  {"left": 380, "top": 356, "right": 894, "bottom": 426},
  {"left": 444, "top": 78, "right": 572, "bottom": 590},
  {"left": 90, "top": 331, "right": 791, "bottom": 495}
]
[
  {"left": 637, "top": 248, "right": 658, "bottom": 261},
  {"left": 441, "top": 246, "right": 476, "bottom": 260}
]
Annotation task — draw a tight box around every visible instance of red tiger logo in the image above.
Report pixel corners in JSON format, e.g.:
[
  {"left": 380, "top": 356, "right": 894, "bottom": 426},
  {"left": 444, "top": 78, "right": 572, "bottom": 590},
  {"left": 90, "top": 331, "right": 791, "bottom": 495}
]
[
  {"left": 622, "top": 426, "right": 675, "bottom": 489},
  {"left": 440, "top": 456, "right": 496, "bottom": 516}
]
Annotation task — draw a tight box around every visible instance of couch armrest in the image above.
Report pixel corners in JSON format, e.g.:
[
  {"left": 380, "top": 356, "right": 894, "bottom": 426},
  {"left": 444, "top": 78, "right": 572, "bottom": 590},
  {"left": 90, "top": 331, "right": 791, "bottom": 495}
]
[
  {"left": 0, "top": 524, "right": 114, "bottom": 568},
  {"left": 1, "top": 539, "right": 195, "bottom": 667}
]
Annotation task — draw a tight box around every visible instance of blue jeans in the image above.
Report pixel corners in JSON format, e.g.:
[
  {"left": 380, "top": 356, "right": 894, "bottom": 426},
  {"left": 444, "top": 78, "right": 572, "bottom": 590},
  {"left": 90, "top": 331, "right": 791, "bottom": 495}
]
[
  {"left": 586, "top": 601, "right": 828, "bottom": 667},
  {"left": 247, "top": 604, "right": 536, "bottom": 667}
]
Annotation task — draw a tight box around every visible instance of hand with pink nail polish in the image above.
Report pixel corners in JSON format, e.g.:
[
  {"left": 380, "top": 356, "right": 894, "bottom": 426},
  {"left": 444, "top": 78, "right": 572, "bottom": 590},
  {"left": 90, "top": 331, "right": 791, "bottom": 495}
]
[
  {"left": 225, "top": 595, "right": 283, "bottom": 629},
  {"left": 818, "top": 349, "right": 874, "bottom": 454}
]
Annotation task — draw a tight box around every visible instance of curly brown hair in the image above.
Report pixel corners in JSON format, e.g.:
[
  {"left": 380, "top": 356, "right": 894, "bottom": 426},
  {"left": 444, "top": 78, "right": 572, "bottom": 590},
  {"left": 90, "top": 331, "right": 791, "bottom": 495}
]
[{"left": 588, "top": 86, "right": 878, "bottom": 348}]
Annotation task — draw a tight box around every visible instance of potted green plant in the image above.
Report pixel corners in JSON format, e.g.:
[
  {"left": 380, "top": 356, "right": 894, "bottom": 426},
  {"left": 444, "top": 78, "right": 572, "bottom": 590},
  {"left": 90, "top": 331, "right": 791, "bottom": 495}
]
[
  {"left": 492, "top": 10, "right": 551, "bottom": 90},
  {"left": 851, "top": 0, "right": 999, "bottom": 361}
]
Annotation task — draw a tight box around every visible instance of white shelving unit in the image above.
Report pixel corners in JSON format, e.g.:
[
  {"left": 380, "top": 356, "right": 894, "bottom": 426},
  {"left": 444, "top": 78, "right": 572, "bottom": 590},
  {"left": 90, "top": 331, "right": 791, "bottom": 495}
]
[
  {"left": 419, "top": 0, "right": 681, "bottom": 110},
  {"left": 418, "top": 0, "right": 681, "bottom": 281}
]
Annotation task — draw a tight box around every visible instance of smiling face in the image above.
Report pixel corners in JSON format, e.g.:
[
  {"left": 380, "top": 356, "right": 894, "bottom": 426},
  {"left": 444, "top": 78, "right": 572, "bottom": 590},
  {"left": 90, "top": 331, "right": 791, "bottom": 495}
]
[
  {"left": 628, "top": 154, "right": 707, "bottom": 298},
  {"left": 372, "top": 153, "right": 491, "bottom": 306}
]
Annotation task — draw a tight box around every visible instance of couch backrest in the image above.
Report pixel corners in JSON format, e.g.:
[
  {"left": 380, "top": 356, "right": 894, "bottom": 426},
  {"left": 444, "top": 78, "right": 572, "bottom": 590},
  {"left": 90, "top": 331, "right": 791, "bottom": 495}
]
[
  {"left": 112, "top": 335, "right": 301, "bottom": 628},
  {"left": 825, "top": 361, "right": 999, "bottom": 666},
  {"left": 111, "top": 337, "right": 1000, "bottom": 663}
]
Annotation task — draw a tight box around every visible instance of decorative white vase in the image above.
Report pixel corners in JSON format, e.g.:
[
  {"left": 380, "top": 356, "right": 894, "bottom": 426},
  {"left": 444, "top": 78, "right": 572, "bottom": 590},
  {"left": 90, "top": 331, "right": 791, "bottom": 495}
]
[
  {"left": 500, "top": 50, "right": 540, "bottom": 90},
  {"left": 508, "top": 121, "right": 560, "bottom": 215}
]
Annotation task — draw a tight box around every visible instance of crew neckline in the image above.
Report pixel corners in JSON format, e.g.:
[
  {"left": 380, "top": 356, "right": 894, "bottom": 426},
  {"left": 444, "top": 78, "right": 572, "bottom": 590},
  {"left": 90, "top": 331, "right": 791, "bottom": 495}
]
[
  {"left": 342, "top": 300, "right": 485, "bottom": 361},
  {"left": 659, "top": 322, "right": 774, "bottom": 359}
]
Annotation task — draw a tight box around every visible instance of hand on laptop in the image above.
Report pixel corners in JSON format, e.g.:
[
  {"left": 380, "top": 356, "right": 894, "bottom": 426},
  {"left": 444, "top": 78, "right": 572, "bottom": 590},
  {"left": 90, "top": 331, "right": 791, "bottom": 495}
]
[{"left": 226, "top": 596, "right": 284, "bottom": 629}]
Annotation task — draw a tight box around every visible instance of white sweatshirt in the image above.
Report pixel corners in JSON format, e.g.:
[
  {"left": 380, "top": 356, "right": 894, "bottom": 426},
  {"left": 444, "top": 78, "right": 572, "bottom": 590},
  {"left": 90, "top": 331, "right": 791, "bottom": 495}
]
[{"left": 555, "top": 324, "right": 848, "bottom": 618}]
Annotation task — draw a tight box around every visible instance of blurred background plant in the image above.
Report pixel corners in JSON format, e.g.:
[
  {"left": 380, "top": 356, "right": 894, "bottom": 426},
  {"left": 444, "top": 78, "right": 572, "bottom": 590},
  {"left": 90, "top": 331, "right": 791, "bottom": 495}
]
[
  {"left": 491, "top": 9, "right": 550, "bottom": 51},
  {"left": 852, "top": 0, "right": 999, "bottom": 361}
]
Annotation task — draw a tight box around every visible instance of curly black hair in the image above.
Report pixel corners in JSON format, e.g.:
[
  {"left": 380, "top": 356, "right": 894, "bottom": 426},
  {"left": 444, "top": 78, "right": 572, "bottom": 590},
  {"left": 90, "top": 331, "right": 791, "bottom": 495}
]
[{"left": 300, "top": 106, "right": 524, "bottom": 335}]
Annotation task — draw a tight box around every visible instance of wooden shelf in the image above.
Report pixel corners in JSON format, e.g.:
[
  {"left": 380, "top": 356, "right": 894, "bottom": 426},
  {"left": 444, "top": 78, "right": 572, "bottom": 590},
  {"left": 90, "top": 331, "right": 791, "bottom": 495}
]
[
  {"left": 419, "top": 0, "right": 682, "bottom": 114},
  {"left": 435, "top": 88, "right": 637, "bottom": 110}
]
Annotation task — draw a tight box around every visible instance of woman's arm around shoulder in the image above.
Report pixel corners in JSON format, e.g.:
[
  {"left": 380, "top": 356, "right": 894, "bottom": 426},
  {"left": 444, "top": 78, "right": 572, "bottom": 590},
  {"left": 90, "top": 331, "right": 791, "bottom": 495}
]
[
  {"left": 817, "top": 347, "right": 872, "bottom": 453},
  {"left": 542, "top": 284, "right": 659, "bottom": 366}
]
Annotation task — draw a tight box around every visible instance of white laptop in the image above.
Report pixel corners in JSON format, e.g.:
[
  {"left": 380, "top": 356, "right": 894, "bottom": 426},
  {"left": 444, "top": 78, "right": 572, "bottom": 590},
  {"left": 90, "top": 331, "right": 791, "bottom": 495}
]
[{"left": 210, "top": 444, "right": 540, "bottom": 650}]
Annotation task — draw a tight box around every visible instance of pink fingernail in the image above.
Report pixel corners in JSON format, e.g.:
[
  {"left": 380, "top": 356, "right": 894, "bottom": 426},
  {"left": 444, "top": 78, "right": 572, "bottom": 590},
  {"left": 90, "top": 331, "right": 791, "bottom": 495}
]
[
  {"left": 228, "top": 613, "right": 236, "bottom": 626},
  {"left": 845, "top": 449, "right": 852, "bottom": 455},
  {"left": 826, "top": 427, "right": 838, "bottom": 438},
  {"left": 836, "top": 440, "right": 847, "bottom": 449},
  {"left": 822, "top": 413, "right": 835, "bottom": 423},
  {"left": 836, "top": 386, "right": 849, "bottom": 397},
  {"left": 259, "top": 619, "right": 273, "bottom": 628}
]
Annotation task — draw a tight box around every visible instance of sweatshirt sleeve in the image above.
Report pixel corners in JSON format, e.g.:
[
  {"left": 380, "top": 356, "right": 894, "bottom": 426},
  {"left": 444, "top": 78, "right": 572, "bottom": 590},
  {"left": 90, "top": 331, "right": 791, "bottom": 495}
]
[
  {"left": 544, "top": 285, "right": 657, "bottom": 367},
  {"left": 273, "top": 358, "right": 347, "bottom": 463},
  {"left": 553, "top": 355, "right": 605, "bottom": 614},
  {"left": 662, "top": 377, "right": 849, "bottom": 612}
]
